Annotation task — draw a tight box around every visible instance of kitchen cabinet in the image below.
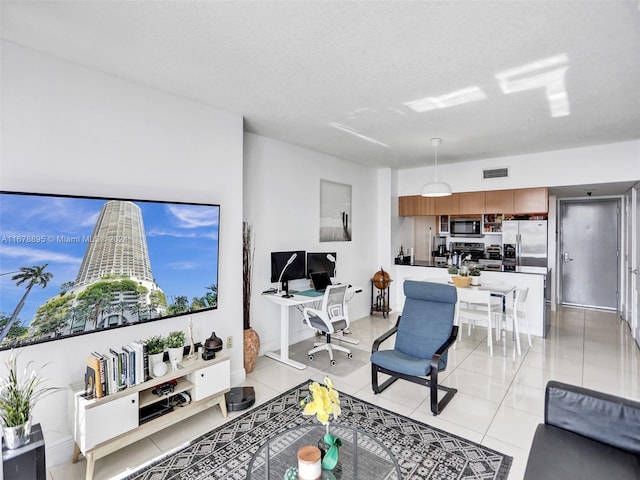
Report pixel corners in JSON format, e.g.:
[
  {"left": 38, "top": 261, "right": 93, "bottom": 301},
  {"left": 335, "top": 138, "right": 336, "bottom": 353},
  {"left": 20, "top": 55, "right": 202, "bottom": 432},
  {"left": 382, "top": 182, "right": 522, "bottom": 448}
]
[
  {"left": 399, "top": 187, "right": 548, "bottom": 217},
  {"left": 514, "top": 187, "right": 548, "bottom": 213},
  {"left": 435, "top": 193, "right": 460, "bottom": 215},
  {"left": 398, "top": 195, "right": 435, "bottom": 216},
  {"left": 485, "top": 190, "right": 514, "bottom": 214},
  {"left": 71, "top": 354, "right": 230, "bottom": 480},
  {"left": 459, "top": 191, "right": 485, "bottom": 214}
]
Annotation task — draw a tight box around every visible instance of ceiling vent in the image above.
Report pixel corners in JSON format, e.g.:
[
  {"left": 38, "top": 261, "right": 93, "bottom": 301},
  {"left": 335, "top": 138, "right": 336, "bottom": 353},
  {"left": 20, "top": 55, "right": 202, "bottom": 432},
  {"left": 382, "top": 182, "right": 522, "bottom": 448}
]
[{"left": 483, "top": 167, "right": 509, "bottom": 179}]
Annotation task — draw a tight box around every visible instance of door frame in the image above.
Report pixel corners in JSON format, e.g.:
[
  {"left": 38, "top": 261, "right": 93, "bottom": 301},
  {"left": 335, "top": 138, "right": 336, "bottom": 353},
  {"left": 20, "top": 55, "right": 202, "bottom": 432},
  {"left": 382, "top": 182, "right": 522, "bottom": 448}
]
[
  {"left": 625, "top": 183, "right": 639, "bottom": 344},
  {"left": 557, "top": 196, "right": 622, "bottom": 311}
]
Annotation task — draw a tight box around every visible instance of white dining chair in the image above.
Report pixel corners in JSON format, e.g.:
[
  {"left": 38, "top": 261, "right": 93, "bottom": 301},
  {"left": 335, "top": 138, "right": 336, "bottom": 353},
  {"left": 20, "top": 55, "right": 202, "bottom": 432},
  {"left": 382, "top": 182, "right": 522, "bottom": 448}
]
[
  {"left": 495, "top": 287, "right": 532, "bottom": 355},
  {"left": 456, "top": 288, "right": 496, "bottom": 355}
]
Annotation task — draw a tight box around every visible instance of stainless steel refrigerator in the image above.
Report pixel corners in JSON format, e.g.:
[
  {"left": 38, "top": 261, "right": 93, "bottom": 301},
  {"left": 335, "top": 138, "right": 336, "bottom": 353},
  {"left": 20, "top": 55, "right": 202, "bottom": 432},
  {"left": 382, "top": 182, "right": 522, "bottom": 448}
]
[{"left": 502, "top": 220, "right": 548, "bottom": 268}]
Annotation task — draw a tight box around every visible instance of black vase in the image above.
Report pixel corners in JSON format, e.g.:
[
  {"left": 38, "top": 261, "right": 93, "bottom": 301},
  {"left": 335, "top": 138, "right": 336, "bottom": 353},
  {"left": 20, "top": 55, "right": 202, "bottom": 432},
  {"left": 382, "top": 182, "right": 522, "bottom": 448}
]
[{"left": 205, "top": 331, "right": 223, "bottom": 352}]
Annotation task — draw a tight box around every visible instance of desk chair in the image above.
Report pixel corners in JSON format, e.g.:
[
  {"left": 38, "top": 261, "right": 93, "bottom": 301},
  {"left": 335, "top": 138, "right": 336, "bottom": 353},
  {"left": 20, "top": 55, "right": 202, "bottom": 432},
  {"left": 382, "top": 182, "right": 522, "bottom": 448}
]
[
  {"left": 371, "top": 280, "right": 458, "bottom": 416},
  {"left": 302, "top": 284, "right": 353, "bottom": 366}
]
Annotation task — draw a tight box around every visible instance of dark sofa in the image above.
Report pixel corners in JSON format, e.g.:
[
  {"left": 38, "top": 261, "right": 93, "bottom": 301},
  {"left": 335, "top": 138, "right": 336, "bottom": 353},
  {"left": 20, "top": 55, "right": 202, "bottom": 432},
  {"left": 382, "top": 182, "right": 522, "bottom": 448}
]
[{"left": 524, "top": 381, "right": 640, "bottom": 479}]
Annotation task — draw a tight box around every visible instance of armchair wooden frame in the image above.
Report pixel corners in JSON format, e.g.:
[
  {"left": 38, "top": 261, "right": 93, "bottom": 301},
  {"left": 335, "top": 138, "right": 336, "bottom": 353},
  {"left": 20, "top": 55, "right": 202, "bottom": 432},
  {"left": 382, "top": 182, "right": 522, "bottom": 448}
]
[{"left": 371, "top": 317, "right": 459, "bottom": 416}]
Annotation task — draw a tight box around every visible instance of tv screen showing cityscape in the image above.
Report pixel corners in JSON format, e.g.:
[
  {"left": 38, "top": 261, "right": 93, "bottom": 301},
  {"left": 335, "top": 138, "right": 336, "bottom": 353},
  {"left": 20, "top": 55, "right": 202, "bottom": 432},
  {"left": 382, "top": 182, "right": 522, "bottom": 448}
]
[{"left": 0, "top": 191, "right": 220, "bottom": 349}]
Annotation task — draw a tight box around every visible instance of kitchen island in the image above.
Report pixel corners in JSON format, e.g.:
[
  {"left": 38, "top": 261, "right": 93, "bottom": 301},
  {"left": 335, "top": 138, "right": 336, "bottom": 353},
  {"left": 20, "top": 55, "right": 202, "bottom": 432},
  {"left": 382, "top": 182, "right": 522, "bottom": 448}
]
[{"left": 392, "top": 264, "right": 550, "bottom": 337}]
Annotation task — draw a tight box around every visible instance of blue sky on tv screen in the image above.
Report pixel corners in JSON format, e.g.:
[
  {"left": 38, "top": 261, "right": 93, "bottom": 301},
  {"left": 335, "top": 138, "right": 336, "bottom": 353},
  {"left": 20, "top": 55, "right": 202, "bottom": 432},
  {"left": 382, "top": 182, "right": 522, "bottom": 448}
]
[{"left": 0, "top": 193, "right": 220, "bottom": 326}]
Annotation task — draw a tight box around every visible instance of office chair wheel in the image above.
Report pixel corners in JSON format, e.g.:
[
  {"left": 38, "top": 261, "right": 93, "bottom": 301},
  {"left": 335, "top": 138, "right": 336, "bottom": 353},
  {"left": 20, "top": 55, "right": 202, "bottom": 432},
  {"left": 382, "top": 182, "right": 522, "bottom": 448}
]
[
  {"left": 308, "top": 354, "right": 314, "bottom": 361},
  {"left": 347, "top": 353, "right": 353, "bottom": 359},
  {"left": 330, "top": 359, "right": 336, "bottom": 366}
]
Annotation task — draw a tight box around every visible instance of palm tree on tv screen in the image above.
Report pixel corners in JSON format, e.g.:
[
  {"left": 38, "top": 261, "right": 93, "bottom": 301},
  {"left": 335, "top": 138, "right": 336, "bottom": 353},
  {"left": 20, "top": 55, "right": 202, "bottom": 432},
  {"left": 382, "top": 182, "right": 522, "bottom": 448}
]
[{"left": 0, "top": 264, "right": 53, "bottom": 343}]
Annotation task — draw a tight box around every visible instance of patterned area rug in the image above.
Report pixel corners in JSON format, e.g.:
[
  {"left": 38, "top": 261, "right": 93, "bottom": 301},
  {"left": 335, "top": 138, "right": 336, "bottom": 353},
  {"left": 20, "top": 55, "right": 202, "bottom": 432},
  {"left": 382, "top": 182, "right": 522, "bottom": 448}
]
[{"left": 126, "top": 381, "right": 512, "bottom": 480}]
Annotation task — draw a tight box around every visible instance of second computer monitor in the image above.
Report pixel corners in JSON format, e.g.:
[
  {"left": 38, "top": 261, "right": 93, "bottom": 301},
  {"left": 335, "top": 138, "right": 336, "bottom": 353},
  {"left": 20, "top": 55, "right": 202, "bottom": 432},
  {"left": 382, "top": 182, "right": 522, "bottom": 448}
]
[{"left": 306, "top": 252, "right": 337, "bottom": 278}]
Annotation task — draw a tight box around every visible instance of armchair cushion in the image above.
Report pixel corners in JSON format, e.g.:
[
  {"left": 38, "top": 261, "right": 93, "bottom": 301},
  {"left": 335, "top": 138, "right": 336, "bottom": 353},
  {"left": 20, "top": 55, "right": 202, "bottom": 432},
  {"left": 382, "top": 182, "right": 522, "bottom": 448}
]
[
  {"left": 370, "top": 349, "right": 440, "bottom": 377},
  {"left": 525, "top": 424, "right": 640, "bottom": 480}
]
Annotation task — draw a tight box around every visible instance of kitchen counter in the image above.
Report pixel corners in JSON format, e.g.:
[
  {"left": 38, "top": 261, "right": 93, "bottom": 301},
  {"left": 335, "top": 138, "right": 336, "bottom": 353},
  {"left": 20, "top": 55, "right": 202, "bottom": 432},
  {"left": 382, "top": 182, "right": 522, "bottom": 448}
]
[
  {"left": 392, "top": 264, "right": 550, "bottom": 337},
  {"left": 403, "top": 260, "right": 549, "bottom": 275}
]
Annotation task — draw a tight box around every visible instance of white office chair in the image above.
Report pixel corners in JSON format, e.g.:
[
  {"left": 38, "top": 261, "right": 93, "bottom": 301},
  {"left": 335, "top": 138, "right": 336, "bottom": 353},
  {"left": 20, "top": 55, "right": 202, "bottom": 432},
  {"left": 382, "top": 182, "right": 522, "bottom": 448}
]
[
  {"left": 495, "top": 287, "right": 532, "bottom": 355},
  {"left": 457, "top": 288, "right": 497, "bottom": 355},
  {"left": 302, "top": 284, "right": 353, "bottom": 365}
]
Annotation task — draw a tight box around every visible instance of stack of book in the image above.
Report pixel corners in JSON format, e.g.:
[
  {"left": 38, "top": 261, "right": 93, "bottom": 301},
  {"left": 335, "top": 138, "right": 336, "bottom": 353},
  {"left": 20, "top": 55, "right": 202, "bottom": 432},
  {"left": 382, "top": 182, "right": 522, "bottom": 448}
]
[{"left": 85, "top": 340, "right": 150, "bottom": 398}]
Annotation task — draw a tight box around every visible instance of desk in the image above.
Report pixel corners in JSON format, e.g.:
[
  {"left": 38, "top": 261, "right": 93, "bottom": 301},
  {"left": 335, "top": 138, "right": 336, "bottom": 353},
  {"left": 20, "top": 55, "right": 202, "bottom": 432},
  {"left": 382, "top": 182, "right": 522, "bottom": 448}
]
[
  {"left": 262, "top": 292, "right": 320, "bottom": 370},
  {"left": 262, "top": 286, "right": 362, "bottom": 370}
]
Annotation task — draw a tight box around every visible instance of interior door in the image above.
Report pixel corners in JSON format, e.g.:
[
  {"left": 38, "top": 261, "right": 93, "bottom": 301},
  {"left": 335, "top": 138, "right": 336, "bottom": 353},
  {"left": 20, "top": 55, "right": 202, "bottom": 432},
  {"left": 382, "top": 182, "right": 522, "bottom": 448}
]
[{"left": 559, "top": 199, "right": 620, "bottom": 310}]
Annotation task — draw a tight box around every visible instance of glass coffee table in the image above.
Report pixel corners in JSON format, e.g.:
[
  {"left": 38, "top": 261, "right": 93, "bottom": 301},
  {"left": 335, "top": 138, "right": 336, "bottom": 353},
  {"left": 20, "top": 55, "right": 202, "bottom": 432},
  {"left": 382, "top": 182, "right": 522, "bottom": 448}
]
[{"left": 247, "top": 424, "right": 401, "bottom": 479}]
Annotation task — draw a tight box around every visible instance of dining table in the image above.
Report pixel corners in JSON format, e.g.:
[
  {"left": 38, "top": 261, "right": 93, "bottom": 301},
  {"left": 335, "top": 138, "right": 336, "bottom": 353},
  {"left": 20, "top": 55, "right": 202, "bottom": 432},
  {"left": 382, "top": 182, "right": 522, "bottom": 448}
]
[{"left": 409, "top": 278, "right": 516, "bottom": 356}]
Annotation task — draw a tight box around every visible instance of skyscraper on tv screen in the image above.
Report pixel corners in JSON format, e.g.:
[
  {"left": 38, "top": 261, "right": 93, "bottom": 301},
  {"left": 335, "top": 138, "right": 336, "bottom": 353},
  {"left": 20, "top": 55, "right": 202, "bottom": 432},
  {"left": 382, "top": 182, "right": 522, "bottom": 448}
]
[
  {"left": 75, "top": 200, "right": 155, "bottom": 288},
  {"left": 68, "top": 200, "right": 165, "bottom": 329}
]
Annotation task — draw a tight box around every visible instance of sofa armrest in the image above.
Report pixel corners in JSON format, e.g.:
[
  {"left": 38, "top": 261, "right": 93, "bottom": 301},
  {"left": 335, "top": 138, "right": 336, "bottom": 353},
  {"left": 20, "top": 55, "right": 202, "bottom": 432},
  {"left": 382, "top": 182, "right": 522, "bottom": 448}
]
[{"left": 545, "top": 381, "right": 640, "bottom": 454}]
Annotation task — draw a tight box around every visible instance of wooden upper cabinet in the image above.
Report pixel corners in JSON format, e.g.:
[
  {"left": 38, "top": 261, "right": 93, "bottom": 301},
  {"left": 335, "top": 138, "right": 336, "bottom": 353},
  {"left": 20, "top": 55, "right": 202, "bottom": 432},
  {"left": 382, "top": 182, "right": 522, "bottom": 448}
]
[
  {"left": 514, "top": 187, "right": 548, "bottom": 213},
  {"left": 435, "top": 193, "right": 460, "bottom": 215},
  {"left": 398, "top": 196, "right": 417, "bottom": 216},
  {"left": 459, "top": 191, "right": 485, "bottom": 215},
  {"left": 485, "top": 190, "right": 514, "bottom": 214},
  {"left": 400, "top": 187, "right": 548, "bottom": 216},
  {"left": 398, "top": 195, "right": 435, "bottom": 216}
]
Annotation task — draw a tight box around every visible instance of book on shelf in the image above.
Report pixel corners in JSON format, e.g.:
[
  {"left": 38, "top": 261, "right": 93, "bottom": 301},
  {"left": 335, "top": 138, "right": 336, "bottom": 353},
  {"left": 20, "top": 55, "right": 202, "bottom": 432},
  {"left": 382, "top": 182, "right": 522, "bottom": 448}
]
[
  {"left": 109, "top": 348, "right": 127, "bottom": 391},
  {"left": 122, "top": 344, "right": 136, "bottom": 387},
  {"left": 103, "top": 350, "right": 118, "bottom": 395},
  {"left": 87, "top": 354, "right": 104, "bottom": 398},
  {"left": 84, "top": 339, "right": 157, "bottom": 396},
  {"left": 130, "top": 340, "right": 146, "bottom": 385},
  {"left": 84, "top": 365, "right": 96, "bottom": 399}
]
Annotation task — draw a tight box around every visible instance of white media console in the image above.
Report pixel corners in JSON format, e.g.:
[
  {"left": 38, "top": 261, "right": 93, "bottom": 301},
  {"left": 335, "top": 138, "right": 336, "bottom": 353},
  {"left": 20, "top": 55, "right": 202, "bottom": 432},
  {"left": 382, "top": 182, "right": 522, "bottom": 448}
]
[{"left": 69, "top": 354, "right": 230, "bottom": 480}]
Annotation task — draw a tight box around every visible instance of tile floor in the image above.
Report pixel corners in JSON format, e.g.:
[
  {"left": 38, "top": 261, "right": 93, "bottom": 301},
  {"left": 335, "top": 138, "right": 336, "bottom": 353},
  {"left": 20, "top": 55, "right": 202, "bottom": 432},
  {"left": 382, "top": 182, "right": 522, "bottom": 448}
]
[{"left": 49, "top": 306, "right": 640, "bottom": 480}]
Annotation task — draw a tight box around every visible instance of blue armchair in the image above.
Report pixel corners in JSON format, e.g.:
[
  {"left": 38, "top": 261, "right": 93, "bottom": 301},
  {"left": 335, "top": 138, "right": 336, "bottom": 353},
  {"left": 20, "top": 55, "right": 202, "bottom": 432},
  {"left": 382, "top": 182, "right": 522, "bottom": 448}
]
[{"left": 371, "top": 280, "right": 458, "bottom": 416}]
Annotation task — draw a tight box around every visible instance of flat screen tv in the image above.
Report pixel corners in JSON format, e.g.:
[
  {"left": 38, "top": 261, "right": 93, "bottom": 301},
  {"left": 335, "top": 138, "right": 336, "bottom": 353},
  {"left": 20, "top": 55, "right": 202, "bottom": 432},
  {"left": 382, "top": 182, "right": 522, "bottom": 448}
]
[{"left": 0, "top": 191, "right": 220, "bottom": 350}]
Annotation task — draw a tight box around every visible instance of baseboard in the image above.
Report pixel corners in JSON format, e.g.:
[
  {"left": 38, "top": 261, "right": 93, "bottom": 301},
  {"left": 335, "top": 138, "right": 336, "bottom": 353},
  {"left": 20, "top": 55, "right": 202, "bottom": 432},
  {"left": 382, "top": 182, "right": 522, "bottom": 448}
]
[{"left": 45, "top": 434, "right": 76, "bottom": 469}]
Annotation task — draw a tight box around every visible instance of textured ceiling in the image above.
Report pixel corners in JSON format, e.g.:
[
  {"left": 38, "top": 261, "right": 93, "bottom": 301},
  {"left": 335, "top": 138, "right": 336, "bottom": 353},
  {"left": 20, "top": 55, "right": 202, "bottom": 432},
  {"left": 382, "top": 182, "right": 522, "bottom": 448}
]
[{"left": 2, "top": 1, "right": 640, "bottom": 175}]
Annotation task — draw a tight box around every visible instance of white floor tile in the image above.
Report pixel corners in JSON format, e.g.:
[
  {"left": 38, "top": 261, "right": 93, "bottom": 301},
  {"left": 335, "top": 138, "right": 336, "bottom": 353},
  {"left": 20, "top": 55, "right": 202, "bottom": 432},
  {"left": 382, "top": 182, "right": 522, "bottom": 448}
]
[{"left": 485, "top": 405, "right": 542, "bottom": 450}]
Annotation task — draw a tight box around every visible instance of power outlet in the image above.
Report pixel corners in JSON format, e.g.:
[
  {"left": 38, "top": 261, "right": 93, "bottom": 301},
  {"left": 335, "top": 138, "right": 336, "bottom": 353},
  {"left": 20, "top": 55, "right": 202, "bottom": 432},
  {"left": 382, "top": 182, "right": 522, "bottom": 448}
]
[{"left": 226, "top": 336, "right": 233, "bottom": 349}]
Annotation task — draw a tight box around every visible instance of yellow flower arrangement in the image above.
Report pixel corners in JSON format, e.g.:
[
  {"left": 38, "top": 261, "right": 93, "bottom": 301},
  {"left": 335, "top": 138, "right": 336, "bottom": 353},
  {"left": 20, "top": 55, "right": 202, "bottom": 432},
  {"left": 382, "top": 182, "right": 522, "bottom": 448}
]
[
  {"left": 301, "top": 376, "right": 341, "bottom": 425},
  {"left": 300, "top": 376, "right": 343, "bottom": 470}
]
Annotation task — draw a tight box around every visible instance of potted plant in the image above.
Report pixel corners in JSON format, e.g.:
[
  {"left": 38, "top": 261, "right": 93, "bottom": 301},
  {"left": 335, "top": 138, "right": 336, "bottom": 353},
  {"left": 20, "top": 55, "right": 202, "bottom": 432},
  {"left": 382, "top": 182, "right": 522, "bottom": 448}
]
[
  {"left": 145, "top": 335, "right": 166, "bottom": 377},
  {"left": 166, "top": 330, "right": 186, "bottom": 365},
  {"left": 0, "top": 350, "right": 58, "bottom": 449},
  {"left": 452, "top": 270, "right": 472, "bottom": 288},
  {"left": 469, "top": 267, "right": 482, "bottom": 286},
  {"left": 447, "top": 266, "right": 459, "bottom": 283},
  {"left": 243, "top": 221, "right": 260, "bottom": 373}
]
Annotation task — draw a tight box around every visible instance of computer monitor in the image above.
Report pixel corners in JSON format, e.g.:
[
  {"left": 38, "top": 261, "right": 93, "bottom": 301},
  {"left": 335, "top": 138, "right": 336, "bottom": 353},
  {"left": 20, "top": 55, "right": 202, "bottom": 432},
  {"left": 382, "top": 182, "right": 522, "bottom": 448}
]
[
  {"left": 306, "top": 252, "right": 337, "bottom": 278},
  {"left": 270, "top": 251, "right": 306, "bottom": 292}
]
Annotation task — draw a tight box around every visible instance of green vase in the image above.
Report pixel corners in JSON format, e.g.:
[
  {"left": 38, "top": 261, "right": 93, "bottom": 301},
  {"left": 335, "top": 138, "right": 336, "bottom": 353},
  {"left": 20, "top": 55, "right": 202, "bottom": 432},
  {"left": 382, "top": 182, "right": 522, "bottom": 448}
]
[{"left": 317, "top": 430, "right": 341, "bottom": 471}]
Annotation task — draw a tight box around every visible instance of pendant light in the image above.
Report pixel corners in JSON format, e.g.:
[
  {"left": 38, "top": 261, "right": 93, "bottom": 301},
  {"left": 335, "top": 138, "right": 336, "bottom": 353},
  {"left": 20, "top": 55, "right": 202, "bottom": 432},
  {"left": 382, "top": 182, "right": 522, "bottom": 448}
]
[{"left": 421, "top": 137, "right": 452, "bottom": 197}]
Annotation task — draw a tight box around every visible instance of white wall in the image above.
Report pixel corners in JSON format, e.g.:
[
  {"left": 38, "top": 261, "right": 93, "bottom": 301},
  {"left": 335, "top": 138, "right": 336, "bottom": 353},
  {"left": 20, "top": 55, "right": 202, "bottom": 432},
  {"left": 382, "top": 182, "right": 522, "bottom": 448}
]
[
  {"left": 0, "top": 42, "right": 244, "bottom": 466},
  {"left": 243, "top": 133, "right": 378, "bottom": 354},
  {"left": 398, "top": 140, "right": 640, "bottom": 196}
]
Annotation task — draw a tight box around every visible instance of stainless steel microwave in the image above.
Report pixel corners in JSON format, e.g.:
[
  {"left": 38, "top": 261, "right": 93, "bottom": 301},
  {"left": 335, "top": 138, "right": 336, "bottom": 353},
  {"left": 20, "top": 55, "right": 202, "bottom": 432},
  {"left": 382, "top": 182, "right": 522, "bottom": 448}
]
[{"left": 450, "top": 218, "right": 483, "bottom": 237}]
